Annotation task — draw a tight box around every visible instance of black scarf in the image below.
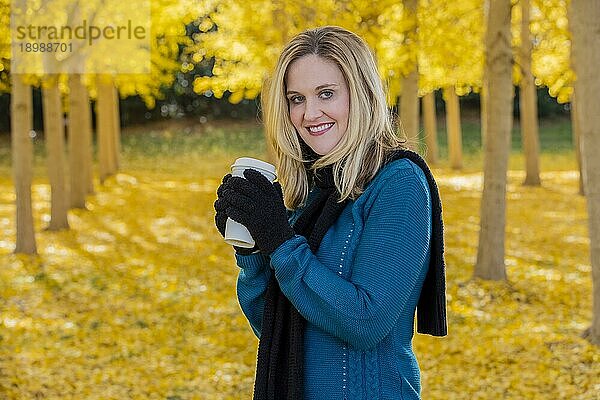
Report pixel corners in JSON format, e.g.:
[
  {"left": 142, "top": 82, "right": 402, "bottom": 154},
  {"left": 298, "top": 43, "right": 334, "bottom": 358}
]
[{"left": 253, "top": 148, "right": 447, "bottom": 400}]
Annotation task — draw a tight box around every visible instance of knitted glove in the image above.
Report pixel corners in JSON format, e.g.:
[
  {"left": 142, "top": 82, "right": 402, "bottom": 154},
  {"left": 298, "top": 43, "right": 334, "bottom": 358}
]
[
  {"left": 221, "top": 169, "right": 295, "bottom": 255},
  {"left": 214, "top": 173, "right": 258, "bottom": 255}
]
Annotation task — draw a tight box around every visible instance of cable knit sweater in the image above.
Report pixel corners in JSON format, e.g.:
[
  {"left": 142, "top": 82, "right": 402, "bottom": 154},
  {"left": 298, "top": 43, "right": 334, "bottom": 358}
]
[{"left": 235, "top": 158, "right": 432, "bottom": 400}]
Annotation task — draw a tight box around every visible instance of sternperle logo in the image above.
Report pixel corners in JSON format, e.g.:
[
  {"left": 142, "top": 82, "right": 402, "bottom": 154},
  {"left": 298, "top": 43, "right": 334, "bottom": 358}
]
[
  {"left": 15, "top": 20, "right": 147, "bottom": 47},
  {"left": 10, "top": 0, "right": 151, "bottom": 74}
]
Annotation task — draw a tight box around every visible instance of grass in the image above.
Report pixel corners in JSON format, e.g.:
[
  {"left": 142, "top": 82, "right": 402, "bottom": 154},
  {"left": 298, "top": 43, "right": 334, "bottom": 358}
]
[{"left": 0, "top": 114, "right": 576, "bottom": 174}]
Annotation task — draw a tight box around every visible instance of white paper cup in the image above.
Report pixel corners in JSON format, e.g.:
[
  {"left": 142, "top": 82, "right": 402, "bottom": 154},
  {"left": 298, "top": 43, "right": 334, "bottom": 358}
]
[{"left": 224, "top": 157, "right": 277, "bottom": 248}]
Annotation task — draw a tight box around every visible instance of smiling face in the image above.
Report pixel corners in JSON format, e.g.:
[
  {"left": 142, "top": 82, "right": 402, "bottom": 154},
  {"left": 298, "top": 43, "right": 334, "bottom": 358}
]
[{"left": 285, "top": 54, "right": 350, "bottom": 156}]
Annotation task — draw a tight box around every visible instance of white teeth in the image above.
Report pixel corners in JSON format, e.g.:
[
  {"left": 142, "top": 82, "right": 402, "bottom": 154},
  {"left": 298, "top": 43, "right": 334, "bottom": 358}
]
[{"left": 307, "top": 123, "right": 333, "bottom": 133}]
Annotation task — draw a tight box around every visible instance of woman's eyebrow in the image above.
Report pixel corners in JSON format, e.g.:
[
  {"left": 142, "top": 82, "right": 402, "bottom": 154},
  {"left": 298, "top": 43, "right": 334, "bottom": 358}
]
[
  {"left": 286, "top": 83, "right": 339, "bottom": 96},
  {"left": 315, "top": 83, "right": 338, "bottom": 90}
]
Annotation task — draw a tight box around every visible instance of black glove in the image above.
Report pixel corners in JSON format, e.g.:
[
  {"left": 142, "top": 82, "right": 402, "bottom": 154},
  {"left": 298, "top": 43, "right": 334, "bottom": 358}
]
[
  {"left": 214, "top": 173, "right": 258, "bottom": 255},
  {"left": 221, "top": 169, "right": 295, "bottom": 255}
]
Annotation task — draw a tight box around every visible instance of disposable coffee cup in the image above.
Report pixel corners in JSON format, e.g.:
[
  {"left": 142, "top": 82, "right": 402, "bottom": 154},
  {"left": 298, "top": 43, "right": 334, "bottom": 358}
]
[{"left": 224, "top": 157, "right": 277, "bottom": 248}]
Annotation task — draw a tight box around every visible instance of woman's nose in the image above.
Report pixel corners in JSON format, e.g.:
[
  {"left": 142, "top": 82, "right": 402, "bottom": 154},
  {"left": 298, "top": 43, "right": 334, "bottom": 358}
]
[{"left": 304, "top": 99, "right": 323, "bottom": 121}]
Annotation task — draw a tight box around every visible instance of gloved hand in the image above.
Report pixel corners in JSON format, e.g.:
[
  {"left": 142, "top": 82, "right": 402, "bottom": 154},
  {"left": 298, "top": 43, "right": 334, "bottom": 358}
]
[
  {"left": 221, "top": 168, "right": 295, "bottom": 255},
  {"left": 214, "top": 173, "right": 258, "bottom": 255}
]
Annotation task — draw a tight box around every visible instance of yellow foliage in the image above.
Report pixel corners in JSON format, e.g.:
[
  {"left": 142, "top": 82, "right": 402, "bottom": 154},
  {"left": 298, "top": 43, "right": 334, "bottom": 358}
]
[
  {"left": 0, "top": 123, "right": 599, "bottom": 399},
  {"left": 0, "top": 0, "right": 576, "bottom": 106},
  {"left": 530, "top": 0, "right": 572, "bottom": 103},
  {"left": 418, "top": 0, "right": 484, "bottom": 94},
  {"left": 191, "top": 0, "right": 426, "bottom": 103}
]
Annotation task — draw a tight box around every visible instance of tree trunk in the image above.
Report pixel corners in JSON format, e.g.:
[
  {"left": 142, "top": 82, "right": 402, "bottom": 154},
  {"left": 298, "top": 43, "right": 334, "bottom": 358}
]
[
  {"left": 11, "top": 75, "right": 37, "bottom": 254},
  {"left": 519, "top": 0, "right": 541, "bottom": 186},
  {"left": 444, "top": 87, "right": 463, "bottom": 170},
  {"left": 570, "top": 0, "right": 600, "bottom": 346},
  {"left": 96, "top": 76, "right": 117, "bottom": 183},
  {"left": 400, "top": 0, "right": 419, "bottom": 152},
  {"left": 571, "top": 93, "right": 585, "bottom": 196},
  {"left": 42, "top": 76, "right": 69, "bottom": 230},
  {"left": 422, "top": 91, "right": 438, "bottom": 165},
  {"left": 68, "top": 74, "right": 89, "bottom": 208},
  {"left": 82, "top": 83, "right": 94, "bottom": 195},
  {"left": 400, "top": 70, "right": 420, "bottom": 151},
  {"left": 474, "top": 0, "right": 513, "bottom": 281},
  {"left": 112, "top": 86, "right": 121, "bottom": 171},
  {"left": 480, "top": 78, "right": 487, "bottom": 149}
]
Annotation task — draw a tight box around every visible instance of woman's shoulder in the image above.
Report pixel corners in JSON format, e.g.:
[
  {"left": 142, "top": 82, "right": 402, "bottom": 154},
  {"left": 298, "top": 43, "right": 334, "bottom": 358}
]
[
  {"left": 366, "top": 157, "right": 430, "bottom": 193},
  {"left": 352, "top": 156, "right": 432, "bottom": 219}
]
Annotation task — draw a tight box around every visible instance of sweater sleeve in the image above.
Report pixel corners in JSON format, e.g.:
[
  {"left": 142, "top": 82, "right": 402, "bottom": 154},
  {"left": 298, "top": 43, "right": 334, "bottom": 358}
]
[
  {"left": 270, "top": 169, "right": 432, "bottom": 350},
  {"left": 235, "top": 252, "right": 272, "bottom": 338}
]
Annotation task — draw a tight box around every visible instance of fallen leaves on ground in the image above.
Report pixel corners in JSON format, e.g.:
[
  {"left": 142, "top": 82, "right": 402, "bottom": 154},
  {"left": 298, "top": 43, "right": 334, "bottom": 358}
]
[{"left": 0, "top": 152, "right": 598, "bottom": 399}]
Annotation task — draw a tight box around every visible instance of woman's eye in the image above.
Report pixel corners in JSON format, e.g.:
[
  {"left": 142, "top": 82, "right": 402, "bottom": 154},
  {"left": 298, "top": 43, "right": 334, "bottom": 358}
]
[
  {"left": 319, "top": 90, "right": 334, "bottom": 99},
  {"left": 289, "top": 95, "right": 304, "bottom": 104}
]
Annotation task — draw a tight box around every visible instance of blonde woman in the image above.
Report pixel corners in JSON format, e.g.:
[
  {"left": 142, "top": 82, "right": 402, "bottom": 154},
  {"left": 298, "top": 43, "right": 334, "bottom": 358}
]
[{"left": 214, "top": 26, "right": 447, "bottom": 400}]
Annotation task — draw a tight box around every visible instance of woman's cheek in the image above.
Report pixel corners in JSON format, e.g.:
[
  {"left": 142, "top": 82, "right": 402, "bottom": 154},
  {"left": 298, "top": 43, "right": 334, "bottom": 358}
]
[{"left": 290, "top": 107, "right": 304, "bottom": 132}]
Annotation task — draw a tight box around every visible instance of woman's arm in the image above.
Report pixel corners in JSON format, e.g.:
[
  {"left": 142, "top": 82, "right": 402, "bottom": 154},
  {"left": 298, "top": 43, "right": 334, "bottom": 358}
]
[
  {"left": 235, "top": 252, "right": 272, "bottom": 338},
  {"left": 270, "top": 170, "right": 432, "bottom": 350}
]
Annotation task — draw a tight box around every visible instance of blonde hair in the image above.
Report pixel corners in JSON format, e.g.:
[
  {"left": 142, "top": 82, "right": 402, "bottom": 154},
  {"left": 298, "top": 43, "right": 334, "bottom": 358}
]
[{"left": 262, "top": 26, "right": 404, "bottom": 209}]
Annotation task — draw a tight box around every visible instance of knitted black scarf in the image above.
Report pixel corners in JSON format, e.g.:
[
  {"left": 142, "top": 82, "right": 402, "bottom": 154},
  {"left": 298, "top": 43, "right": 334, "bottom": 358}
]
[{"left": 253, "top": 148, "right": 447, "bottom": 400}]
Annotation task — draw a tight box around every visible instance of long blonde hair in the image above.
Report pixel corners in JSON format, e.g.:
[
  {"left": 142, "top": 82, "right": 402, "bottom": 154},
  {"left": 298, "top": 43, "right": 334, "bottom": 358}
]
[{"left": 262, "top": 26, "right": 404, "bottom": 209}]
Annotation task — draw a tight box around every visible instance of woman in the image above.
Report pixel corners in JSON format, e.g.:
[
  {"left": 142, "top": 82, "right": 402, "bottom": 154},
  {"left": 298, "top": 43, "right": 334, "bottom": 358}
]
[{"left": 214, "top": 26, "right": 447, "bottom": 400}]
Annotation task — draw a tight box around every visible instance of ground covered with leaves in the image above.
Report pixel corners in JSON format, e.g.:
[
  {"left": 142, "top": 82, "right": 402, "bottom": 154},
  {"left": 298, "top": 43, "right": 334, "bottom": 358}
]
[{"left": 0, "top": 120, "right": 598, "bottom": 399}]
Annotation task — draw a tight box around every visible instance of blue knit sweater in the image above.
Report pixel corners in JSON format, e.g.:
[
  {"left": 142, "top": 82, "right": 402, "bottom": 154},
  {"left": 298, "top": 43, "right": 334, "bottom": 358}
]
[{"left": 235, "top": 158, "right": 432, "bottom": 400}]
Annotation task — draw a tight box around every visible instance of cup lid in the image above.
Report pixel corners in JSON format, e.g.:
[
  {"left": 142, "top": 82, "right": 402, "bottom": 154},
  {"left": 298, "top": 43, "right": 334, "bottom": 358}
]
[{"left": 231, "top": 157, "right": 276, "bottom": 175}]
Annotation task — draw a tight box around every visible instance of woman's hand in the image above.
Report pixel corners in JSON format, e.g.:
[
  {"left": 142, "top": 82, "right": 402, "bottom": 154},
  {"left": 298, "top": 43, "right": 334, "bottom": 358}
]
[
  {"left": 214, "top": 173, "right": 258, "bottom": 255},
  {"left": 221, "top": 169, "right": 295, "bottom": 255}
]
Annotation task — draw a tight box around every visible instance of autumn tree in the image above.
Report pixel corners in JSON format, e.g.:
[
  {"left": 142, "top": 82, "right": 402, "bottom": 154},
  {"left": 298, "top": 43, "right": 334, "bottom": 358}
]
[
  {"left": 398, "top": 0, "right": 420, "bottom": 149},
  {"left": 42, "top": 75, "right": 69, "bottom": 230},
  {"left": 421, "top": 91, "right": 438, "bottom": 164},
  {"left": 68, "top": 74, "right": 92, "bottom": 208},
  {"left": 531, "top": 0, "right": 583, "bottom": 189},
  {"left": 444, "top": 87, "right": 463, "bottom": 170},
  {"left": 418, "top": 0, "right": 484, "bottom": 166},
  {"left": 97, "top": 75, "right": 119, "bottom": 183},
  {"left": 569, "top": 0, "right": 600, "bottom": 346},
  {"left": 516, "top": 0, "right": 541, "bottom": 186},
  {"left": 474, "top": 0, "right": 514, "bottom": 280},
  {"left": 570, "top": 93, "right": 584, "bottom": 195},
  {"left": 2, "top": 1, "right": 37, "bottom": 251},
  {"left": 0, "top": 0, "right": 8, "bottom": 92},
  {"left": 11, "top": 75, "right": 37, "bottom": 254}
]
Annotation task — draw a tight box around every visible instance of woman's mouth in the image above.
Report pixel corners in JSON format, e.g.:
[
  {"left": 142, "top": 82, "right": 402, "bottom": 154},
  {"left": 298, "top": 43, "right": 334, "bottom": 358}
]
[{"left": 306, "top": 122, "right": 334, "bottom": 136}]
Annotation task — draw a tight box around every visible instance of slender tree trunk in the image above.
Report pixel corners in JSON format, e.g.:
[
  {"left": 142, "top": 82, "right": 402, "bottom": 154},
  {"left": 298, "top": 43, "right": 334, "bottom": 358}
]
[
  {"left": 112, "top": 86, "right": 121, "bottom": 171},
  {"left": 422, "top": 91, "right": 438, "bottom": 165},
  {"left": 444, "top": 87, "right": 463, "bottom": 170},
  {"left": 570, "top": 93, "right": 585, "bottom": 196},
  {"left": 82, "top": 84, "right": 94, "bottom": 195},
  {"left": 11, "top": 75, "right": 37, "bottom": 254},
  {"left": 519, "top": 0, "right": 541, "bottom": 186},
  {"left": 42, "top": 76, "right": 69, "bottom": 230},
  {"left": 474, "top": 0, "right": 513, "bottom": 281},
  {"left": 480, "top": 0, "right": 490, "bottom": 150},
  {"left": 400, "top": 0, "right": 419, "bottom": 151},
  {"left": 570, "top": 0, "right": 600, "bottom": 346},
  {"left": 68, "top": 74, "right": 89, "bottom": 209},
  {"left": 400, "top": 70, "right": 420, "bottom": 150},
  {"left": 480, "top": 79, "right": 487, "bottom": 149},
  {"left": 96, "top": 76, "right": 117, "bottom": 183}
]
